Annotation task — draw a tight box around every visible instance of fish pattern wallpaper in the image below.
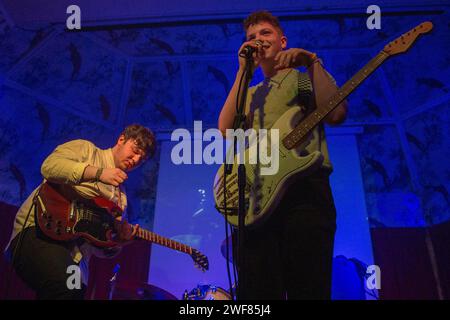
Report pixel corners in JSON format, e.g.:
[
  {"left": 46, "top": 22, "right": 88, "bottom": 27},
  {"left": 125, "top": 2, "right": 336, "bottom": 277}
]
[{"left": 0, "top": 7, "right": 449, "bottom": 231}]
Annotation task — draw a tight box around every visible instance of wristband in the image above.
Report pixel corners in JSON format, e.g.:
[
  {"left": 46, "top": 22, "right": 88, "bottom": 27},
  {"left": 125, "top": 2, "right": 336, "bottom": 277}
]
[
  {"left": 95, "top": 168, "right": 103, "bottom": 182},
  {"left": 307, "top": 52, "right": 318, "bottom": 68}
]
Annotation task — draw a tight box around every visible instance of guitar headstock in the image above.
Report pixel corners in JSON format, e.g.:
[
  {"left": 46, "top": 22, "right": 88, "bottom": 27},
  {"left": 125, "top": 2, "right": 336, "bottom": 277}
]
[
  {"left": 191, "top": 249, "right": 209, "bottom": 272},
  {"left": 383, "top": 21, "right": 433, "bottom": 56}
]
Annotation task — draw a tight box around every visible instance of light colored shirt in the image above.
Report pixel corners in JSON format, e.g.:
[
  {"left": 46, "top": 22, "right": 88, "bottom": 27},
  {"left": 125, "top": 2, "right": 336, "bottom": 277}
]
[
  {"left": 6, "top": 139, "right": 127, "bottom": 284},
  {"left": 246, "top": 68, "right": 333, "bottom": 170}
]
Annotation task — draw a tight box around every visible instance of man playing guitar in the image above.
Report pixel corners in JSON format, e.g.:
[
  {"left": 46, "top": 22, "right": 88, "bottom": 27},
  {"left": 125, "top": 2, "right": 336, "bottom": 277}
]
[
  {"left": 5, "top": 124, "right": 156, "bottom": 299},
  {"left": 218, "top": 10, "right": 348, "bottom": 299}
]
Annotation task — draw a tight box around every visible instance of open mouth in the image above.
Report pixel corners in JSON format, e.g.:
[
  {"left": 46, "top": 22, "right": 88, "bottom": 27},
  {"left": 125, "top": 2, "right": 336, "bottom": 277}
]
[{"left": 260, "top": 41, "right": 271, "bottom": 49}]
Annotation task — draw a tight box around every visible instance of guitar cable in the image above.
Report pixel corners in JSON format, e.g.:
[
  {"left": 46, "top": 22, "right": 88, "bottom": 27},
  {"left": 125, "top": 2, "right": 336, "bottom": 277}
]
[{"left": 6, "top": 183, "right": 43, "bottom": 299}]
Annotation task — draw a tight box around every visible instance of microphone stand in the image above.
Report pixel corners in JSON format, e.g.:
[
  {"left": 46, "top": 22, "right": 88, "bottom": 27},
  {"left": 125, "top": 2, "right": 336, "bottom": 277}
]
[{"left": 226, "top": 51, "right": 254, "bottom": 300}]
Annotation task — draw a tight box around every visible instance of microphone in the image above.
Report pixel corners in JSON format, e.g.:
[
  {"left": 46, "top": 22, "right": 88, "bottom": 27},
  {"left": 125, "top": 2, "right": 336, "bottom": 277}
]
[{"left": 239, "top": 40, "right": 263, "bottom": 58}]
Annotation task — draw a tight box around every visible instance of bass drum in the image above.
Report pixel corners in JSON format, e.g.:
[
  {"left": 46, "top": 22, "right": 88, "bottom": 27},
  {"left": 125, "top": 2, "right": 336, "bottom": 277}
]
[{"left": 184, "top": 285, "right": 231, "bottom": 300}]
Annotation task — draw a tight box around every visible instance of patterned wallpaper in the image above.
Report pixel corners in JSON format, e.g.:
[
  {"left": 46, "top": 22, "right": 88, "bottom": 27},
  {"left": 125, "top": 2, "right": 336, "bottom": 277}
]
[{"left": 0, "top": 7, "right": 449, "bottom": 229}]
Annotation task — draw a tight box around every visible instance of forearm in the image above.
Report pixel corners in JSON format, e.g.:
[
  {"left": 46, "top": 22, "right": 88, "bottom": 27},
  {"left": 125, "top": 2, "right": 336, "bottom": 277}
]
[
  {"left": 41, "top": 157, "right": 88, "bottom": 185},
  {"left": 42, "top": 161, "right": 102, "bottom": 185},
  {"left": 308, "top": 60, "right": 348, "bottom": 124},
  {"left": 81, "top": 165, "right": 101, "bottom": 182},
  {"left": 41, "top": 139, "right": 96, "bottom": 184},
  {"left": 218, "top": 68, "right": 246, "bottom": 136}
]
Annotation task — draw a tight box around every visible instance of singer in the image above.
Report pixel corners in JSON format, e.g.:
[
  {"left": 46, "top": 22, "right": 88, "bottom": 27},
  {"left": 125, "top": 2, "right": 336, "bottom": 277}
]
[{"left": 217, "top": 10, "right": 348, "bottom": 300}]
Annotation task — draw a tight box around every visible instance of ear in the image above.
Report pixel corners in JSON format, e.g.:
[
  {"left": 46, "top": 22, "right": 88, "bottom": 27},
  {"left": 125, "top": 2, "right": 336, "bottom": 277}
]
[
  {"left": 117, "top": 135, "right": 126, "bottom": 145},
  {"left": 281, "top": 35, "right": 287, "bottom": 50}
]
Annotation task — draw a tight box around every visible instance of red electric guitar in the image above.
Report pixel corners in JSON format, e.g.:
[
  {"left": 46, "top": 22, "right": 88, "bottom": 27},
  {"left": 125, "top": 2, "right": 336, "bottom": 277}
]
[{"left": 35, "top": 181, "right": 209, "bottom": 271}]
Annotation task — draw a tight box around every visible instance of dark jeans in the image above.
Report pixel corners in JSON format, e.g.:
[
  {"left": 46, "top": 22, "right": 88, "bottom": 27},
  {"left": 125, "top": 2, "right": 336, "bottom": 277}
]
[
  {"left": 237, "top": 170, "right": 337, "bottom": 300},
  {"left": 8, "top": 226, "right": 86, "bottom": 300}
]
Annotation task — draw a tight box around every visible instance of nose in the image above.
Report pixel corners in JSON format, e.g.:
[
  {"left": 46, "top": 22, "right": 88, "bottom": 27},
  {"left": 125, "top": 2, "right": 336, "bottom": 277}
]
[{"left": 132, "top": 154, "right": 142, "bottom": 165}]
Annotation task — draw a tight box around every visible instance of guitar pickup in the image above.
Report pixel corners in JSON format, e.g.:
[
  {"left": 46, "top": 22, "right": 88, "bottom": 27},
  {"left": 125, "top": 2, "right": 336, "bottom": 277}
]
[{"left": 69, "top": 202, "right": 76, "bottom": 221}]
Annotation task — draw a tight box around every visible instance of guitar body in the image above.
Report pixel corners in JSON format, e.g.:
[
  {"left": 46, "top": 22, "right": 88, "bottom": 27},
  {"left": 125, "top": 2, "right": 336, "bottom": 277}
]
[
  {"left": 36, "top": 182, "right": 210, "bottom": 270},
  {"left": 213, "top": 107, "right": 324, "bottom": 227},
  {"left": 36, "top": 182, "right": 121, "bottom": 248}
]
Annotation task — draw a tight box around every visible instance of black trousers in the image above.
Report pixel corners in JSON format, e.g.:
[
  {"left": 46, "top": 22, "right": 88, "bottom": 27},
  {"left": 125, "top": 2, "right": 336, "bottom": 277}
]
[
  {"left": 237, "top": 170, "right": 337, "bottom": 300},
  {"left": 8, "top": 226, "right": 86, "bottom": 300}
]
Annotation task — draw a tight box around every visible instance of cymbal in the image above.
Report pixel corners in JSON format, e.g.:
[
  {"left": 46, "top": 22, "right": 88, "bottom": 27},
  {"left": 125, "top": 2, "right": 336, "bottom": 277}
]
[{"left": 112, "top": 283, "right": 178, "bottom": 300}]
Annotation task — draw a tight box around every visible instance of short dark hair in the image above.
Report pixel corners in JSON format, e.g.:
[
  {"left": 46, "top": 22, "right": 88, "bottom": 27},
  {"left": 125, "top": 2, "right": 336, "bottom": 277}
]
[
  {"left": 243, "top": 10, "right": 284, "bottom": 35},
  {"left": 120, "top": 124, "right": 156, "bottom": 159}
]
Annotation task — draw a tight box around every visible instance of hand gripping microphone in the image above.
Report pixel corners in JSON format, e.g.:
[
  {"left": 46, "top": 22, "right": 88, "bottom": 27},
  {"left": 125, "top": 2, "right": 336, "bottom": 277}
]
[{"left": 239, "top": 40, "right": 263, "bottom": 58}]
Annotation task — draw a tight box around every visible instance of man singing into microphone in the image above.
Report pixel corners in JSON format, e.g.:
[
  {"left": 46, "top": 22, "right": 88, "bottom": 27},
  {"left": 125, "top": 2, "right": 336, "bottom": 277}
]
[{"left": 218, "top": 10, "right": 348, "bottom": 299}]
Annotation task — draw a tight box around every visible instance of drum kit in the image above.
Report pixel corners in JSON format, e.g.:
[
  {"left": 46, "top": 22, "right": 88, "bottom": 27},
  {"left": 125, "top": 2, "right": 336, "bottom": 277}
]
[
  {"left": 112, "top": 283, "right": 232, "bottom": 300},
  {"left": 183, "top": 284, "right": 231, "bottom": 300},
  {"left": 111, "top": 235, "right": 235, "bottom": 300}
]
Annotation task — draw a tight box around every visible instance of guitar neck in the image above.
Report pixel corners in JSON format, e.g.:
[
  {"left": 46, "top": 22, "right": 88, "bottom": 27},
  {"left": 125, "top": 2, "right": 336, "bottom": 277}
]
[
  {"left": 282, "top": 50, "right": 390, "bottom": 149},
  {"left": 136, "top": 228, "right": 193, "bottom": 255}
]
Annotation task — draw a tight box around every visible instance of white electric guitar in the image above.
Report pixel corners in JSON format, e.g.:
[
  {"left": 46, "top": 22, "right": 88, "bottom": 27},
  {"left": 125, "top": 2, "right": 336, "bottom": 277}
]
[{"left": 213, "top": 21, "right": 433, "bottom": 227}]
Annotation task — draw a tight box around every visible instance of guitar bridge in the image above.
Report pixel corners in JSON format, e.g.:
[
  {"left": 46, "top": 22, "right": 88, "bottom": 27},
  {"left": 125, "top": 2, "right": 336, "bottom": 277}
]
[
  {"left": 215, "top": 205, "right": 238, "bottom": 215},
  {"left": 215, "top": 198, "right": 249, "bottom": 215},
  {"left": 36, "top": 195, "right": 47, "bottom": 217}
]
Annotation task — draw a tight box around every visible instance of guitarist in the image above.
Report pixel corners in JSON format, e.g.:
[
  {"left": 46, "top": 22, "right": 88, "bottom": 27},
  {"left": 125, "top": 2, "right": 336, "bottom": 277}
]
[
  {"left": 218, "top": 11, "right": 348, "bottom": 299},
  {"left": 5, "top": 124, "right": 156, "bottom": 299}
]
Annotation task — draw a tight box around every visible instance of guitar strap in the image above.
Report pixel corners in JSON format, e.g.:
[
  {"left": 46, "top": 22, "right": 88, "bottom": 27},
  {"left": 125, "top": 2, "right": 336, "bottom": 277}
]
[{"left": 297, "top": 71, "right": 314, "bottom": 115}]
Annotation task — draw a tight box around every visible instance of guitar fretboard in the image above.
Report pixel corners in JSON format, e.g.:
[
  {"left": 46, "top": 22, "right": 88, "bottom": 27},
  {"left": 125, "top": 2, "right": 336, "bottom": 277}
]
[
  {"left": 137, "top": 228, "right": 193, "bottom": 254},
  {"left": 282, "top": 50, "right": 390, "bottom": 149}
]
